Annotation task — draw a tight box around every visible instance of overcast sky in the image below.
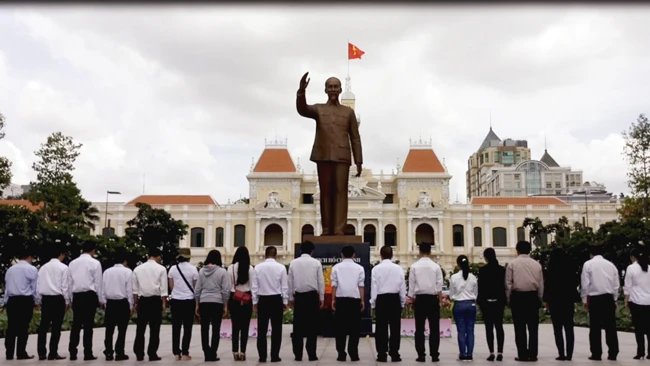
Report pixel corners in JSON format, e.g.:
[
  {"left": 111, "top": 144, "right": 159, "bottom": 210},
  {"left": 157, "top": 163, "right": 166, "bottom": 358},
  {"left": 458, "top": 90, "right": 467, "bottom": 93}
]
[{"left": 0, "top": 5, "right": 647, "bottom": 204}]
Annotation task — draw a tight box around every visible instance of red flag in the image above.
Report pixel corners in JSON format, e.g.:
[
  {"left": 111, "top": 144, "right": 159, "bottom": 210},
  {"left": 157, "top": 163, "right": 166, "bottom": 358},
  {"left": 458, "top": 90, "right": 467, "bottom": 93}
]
[{"left": 348, "top": 42, "right": 365, "bottom": 60}]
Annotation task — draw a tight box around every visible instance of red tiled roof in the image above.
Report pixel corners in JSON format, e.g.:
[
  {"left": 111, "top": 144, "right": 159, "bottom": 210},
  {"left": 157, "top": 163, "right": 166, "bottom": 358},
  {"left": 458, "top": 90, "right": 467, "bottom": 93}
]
[
  {"left": 253, "top": 149, "right": 296, "bottom": 173},
  {"left": 127, "top": 195, "right": 217, "bottom": 205},
  {"left": 471, "top": 197, "right": 567, "bottom": 205},
  {"left": 0, "top": 199, "right": 43, "bottom": 212},
  {"left": 402, "top": 149, "right": 446, "bottom": 173}
]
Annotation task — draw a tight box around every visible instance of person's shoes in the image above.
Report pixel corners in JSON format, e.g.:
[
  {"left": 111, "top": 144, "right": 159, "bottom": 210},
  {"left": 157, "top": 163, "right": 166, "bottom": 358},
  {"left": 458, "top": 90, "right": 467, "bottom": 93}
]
[
  {"left": 529, "top": 357, "right": 538, "bottom": 362},
  {"left": 377, "top": 355, "right": 388, "bottom": 362},
  {"left": 391, "top": 355, "right": 402, "bottom": 362},
  {"left": 241, "top": 354, "right": 246, "bottom": 361},
  {"left": 350, "top": 356, "right": 360, "bottom": 362},
  {"left": 149, "top": 355, "right": 162, "bottom": 361},
  {"left": 294, "top": 357, "right": 303, "bottom": 362},
  {"left": 556, "top": 356, "right": 567, "bottom": 361},
  {"left": 48, "top": 355, "right": 66, "bottom": 361},
  {"left": 468, "top": 356, "right": 474, "bottom": 361},
  {"left": 496, "top": 354, "right": 503, "bottom": 362},
  {"left": 634, "top": 355, "right": 645, "bottom": 360},
  {"left": 259, "top": 358, "right": 267, "bottom": 363},
  {"left": 415, "top": 357, "right": 426, "bottom": 363},
  {"left": 181, "top": 355, "right": 192, "bottom": 361},
  {"left": 588, "top": 356, "right": 602, "bottom": 361},
  {"left": 175, "top": 355, "right": 182, "bottom": 361},
  {"left": 6, "top": 357, "right": 14, "bottom": 361},
  {"left": 270, "top": 358, "right": 282, "bottom": 363},
  {"left": 17, "top": 355, "right": 35, "bottom": 360},
  {"left": 38, "top": 356, "right": 47, "bottom": 361},
  {"left": 84, "top": 355, "right": 98, "bottom": 361},
  {"left": 308, "top": 355, "right": 318, "bottom": 362},
  {"left": 515, "top": 357, "right": 528, "bottom": 362},
  {"left": 432, "top": 357, "right": 440, "bottom": 362},
  {"left": 487, "top": 354, "right": 496, "bottom": 362},
  {"left": 105, "top": 354, "right": 114, "bottom": 361},
  {"left": 337, "top": 355, "right": 346, "bottom": 362},
  {"left": 115, "top": 355, "right": 129, "bottom": 361},
  {"left": 607, "top": 356, "right": 617, "bottom": 361},
  {"left": 136, "top": 356, "right": 144, "bottom": 361},
  {"left": 69, "top": 354, "right": 77, "bottom": 361},
  {"left": 458, "top": 355, "right": 466, "bottom": 361}
]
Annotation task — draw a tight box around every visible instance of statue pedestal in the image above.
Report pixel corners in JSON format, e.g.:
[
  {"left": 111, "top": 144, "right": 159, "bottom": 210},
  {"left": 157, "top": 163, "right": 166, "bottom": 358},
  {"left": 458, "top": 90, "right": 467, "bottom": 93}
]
[
  {"left": 303, "top": 235, "right": 362, "bottom": 244},
  {"left": 294, "top": 241, "right": 372, "bottom": 337}
]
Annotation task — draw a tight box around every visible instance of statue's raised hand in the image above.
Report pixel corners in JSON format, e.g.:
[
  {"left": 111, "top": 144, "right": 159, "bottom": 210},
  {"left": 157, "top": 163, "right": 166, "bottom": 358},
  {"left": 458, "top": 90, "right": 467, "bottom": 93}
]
[{"left": 299, "top": 72, "right": 310, "bottom": 91}]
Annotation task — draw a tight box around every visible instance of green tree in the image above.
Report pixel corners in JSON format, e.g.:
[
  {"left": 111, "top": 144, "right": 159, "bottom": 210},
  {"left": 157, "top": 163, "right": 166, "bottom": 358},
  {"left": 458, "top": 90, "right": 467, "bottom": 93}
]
[
  {"left": 0, "top": 204, "right": 44, "bottom": 282},
  {"left": 0, "top": 112, "right": 12, "bottom": 195},
  {"left": 523, "top": 217, "right": 548, "bottom": 246},
  {"left": 124, "top": 202, "right": 188, "bottom": 268},
  {"left": 622, "top": 113, "right": 650, "bottom": 219}
]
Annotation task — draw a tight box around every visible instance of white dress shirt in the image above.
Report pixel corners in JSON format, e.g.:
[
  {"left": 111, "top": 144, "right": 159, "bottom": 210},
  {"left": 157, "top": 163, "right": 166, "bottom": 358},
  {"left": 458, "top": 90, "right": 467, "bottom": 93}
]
[
  {"left": 370, "top": 259, "right": 406, "bottom": 309},
  {"left": 251, "top": 258, "right": 289, "bottom": 305},
  {"left": 68, "top": 253, "right": 103, "bottom": 295},
  {"left": 407, "top": 257, "right": 444, "bottom": 298},
  {"left": 227, "top": 263, "right": 255, "bottom": 292},
  {"left": 331, "top": 258, "right": 365, "bottom": 299},
  {"left": 449, "top": 272, "right": 479, "bottom": 301},
  {"left": 288, "top": 254, "right": 325, "bottom": 302},
  {"left": 133, "top": 260, "right": 169, "bottom": 297},
  {"left": 101, "top": 264, "right": 134, "bottom": 309},
  {"left": 37, "top": 258, "right": 71, "bottom": 305},
  {"left": 581, "top": 255, "right": 620, "bottom": 303},
  {"left": 168, "top": 262, "right": 199, "bottom": 300},
  {"left": 624, "top": 262, "right": 650, "bottom": 305}
]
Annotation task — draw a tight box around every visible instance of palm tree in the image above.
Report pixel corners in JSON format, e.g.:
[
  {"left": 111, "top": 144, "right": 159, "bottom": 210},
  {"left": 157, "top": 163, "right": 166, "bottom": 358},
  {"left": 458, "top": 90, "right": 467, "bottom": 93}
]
[{"left": 76, "top": 198, "right": 100, "bottom": 231}]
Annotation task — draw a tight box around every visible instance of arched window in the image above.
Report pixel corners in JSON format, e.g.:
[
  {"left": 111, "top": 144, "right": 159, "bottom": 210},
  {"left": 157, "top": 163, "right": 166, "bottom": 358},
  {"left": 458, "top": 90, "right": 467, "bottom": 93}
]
[
  {"left": 474, "top": 227, "right": 482, "bottom": 247},
  {"left": 344, "top": 224, "right": 356, "bottom": 236},
  {"left": 384, "top": 224, "right": 397, "bottom": 247},
  {"left": 301, "top": 224, "right": 314, "bottom": 242},
  {"left": 452, "top": 224, "right": 464, "bottom": 247},
  {"left": 492, "top": 227, "right": 507, "bottom": 247},
  {"left": 517, "top": 227, "right": 526, "bottom": 242},
  {"left": 234, "top": 224, "right": 246, "bottom": 247},
  {"left": 415, "top": 223, "right": 435, "bottom": 245},
  {"left": 190, "top": 227, "right": 205, "bottom": 248},
  {"left": 215, "top": 227, "right": 224, "bottom": 247},
  {"left": 363, "top": 224, "right": 376, "bottom": 246},
  {"left": 264, "top": 224, "right": 283, "bottom": 246}
]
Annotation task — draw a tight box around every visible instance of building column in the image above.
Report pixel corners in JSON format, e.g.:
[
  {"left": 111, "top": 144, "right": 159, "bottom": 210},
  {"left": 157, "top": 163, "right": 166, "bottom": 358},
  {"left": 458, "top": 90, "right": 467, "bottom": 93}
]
[
  {"left": 316, "top": 217, "right": 322, "bottom": 236},
  {"left": 357, "top": 219, "right": 362, "bottom": 236},
  {"left": 378, "top": 219, "right": 384, "bottom": 250},
  {"left": 181, "top": 220, "right": 189, "bottom": 247},
  {"left": 287, "top": 218, "right": 292, "bottom": 253},
  {"left": 117, "top": 221, "right": 124, "bottom": 237},
  {"left": 508, "top": 219, "right": 516, "bottom": 248},
  {"left": 407, "top": 219, "right": 413, "bottom": 252},
  {"left": 466, "top": 218, "right": 473, "bottom": 250},
  {"left": 225, "top": 219, "right": 232, "bottom": 253},
  {"left": 207, "top": 221, "right": 214, "bottom": 248},
  {"left": 255, "top": 218, "right": 261, "bottom": 253},
  {"left": 484, "top": 217, "right": 491, "bottom": 247},
  {"left": 438, "top": 219, "right": 445, "bottom": 253}
]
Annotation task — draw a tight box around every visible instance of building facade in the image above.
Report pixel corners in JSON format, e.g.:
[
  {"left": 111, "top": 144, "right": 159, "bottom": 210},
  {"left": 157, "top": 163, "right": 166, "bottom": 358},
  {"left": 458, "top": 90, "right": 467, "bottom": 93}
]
[{"left": 92, "top": 137, "right": 622, "bottom": 272}]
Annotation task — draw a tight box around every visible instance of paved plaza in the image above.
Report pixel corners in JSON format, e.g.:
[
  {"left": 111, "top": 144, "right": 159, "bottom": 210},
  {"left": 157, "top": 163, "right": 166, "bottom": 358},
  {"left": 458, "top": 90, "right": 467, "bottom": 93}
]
[{"left": 1, "top": 325, "right": 641, "bottom": 365}]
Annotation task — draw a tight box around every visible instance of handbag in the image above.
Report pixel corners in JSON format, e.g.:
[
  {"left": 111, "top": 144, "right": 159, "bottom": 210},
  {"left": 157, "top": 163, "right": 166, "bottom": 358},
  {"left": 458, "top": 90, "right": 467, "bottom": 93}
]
[
  {"left": 176, "top": 264, "right": 194, "bottom": 293},
  {"left": 232, "top": 265, "right": 251, "bottom": 305}
]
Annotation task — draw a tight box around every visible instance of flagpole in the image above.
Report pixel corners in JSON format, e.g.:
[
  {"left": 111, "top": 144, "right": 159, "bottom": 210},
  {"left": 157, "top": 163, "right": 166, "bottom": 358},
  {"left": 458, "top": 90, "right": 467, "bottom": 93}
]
[{"left": 347, "top": 38, "right": 350, "bottom": 78}]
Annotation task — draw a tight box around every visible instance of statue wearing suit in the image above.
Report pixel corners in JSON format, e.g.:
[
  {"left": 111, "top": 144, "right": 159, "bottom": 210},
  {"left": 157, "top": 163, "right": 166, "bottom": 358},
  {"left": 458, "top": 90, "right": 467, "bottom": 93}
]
[{"left": 296, "top": 72, "right": 363, "bottom": 236}]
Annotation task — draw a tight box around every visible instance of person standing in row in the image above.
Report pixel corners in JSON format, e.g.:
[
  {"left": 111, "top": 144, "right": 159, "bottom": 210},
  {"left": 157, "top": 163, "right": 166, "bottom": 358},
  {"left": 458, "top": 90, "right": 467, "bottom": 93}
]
[
  {"left": 168, "top": 248, "right": 199, "bottom": 361},
  {"left": 371, "top": 245, "right": 405, "bottom": 363},
  {"left": 195, "top": 250, "right": 231, "bottom": 362},
  {"left": 3, "top": 249, "right": 38, "bottom": 361},
  {"left": 506, "top": 241, "right": 543, "bottom": 362},
  {"left": 477, "top": 248, "right": 506, "bottom": 362},
  {"left": 36, "top": 244, "right": 70, "bottom": 361},
  {"left": 407, "top": 242, "right": 443, "bottom": 363},
  {"left": 581, "top": 245, "right": 620, "bottom": 361},
  {"left": 288, "top": 241, "right": 325, "bottom": 362},
  {"left": 624, "top": 247, "right": 650, "bottom": 360},
  {"left": 331, "top": 245, "right": 365, "bottom": 362},
  {"left": 101, "top": 250, "right": 134, "bottom": 361},
  {"left": 449, "top": 255, "right": 478, "bottom": 361},
  {"left": 132, "top": 248, "right": 168, "bottom": 362},
  {"left": 68, "top": 240, "right": 103, "bottom": 361},
  {"left": 227, "top": 247, "right": 255, "bottom": 362},
  {"left": 543, "top": 248, "right": 580, "bottom": 361},
  {"left": 252, "top": 246, "right": 288, "bottom": 363}
]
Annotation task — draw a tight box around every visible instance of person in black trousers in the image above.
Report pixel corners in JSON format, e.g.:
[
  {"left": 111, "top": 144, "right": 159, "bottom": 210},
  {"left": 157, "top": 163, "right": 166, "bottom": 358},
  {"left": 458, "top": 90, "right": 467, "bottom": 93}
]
[
  {"left": 101, "top": 250, "right": 134, "bottom": 361},
  {"left": 477, "top": 248, "right": 506, "bottom": 362},
  {"left": 227, "top": 246, "right": 255, "bottom": 361},
  {"left": 624, "top": 247, "right": 650, "bottom": 360},
  {"left": 544, "top": 247, "right": 580, "bottom": 361}
]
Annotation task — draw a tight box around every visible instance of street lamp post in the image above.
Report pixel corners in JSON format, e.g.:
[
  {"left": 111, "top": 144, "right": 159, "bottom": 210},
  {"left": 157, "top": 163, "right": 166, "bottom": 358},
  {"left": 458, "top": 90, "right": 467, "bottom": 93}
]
[{"left": 105, "top": 191, "right": 122, "bottom": 232}]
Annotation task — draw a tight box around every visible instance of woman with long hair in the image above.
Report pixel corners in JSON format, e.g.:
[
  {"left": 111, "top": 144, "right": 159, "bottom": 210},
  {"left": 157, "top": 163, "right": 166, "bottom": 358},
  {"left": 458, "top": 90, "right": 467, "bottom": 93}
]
[
  {"left": 227, "top": 246, "right": 255, "bottom": 361},
  {"left": 624, "top": 247, "right": 650, "bottom": 359},
  {"left": 477, "top": 248, "right": 506, "bottom": 361},
  {"left": 195, "top": 250, "right": 231, "bottom": 362},
  {"left": 449, "top": 255, "right": 479, "bottom": 361},
  {"left": 543, "top": 247, "right": 580, "bottom": 360}
]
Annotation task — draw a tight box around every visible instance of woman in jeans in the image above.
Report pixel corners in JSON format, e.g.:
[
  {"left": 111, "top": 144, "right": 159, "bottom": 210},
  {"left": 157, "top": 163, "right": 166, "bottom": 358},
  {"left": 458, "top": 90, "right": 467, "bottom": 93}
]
[
  {"left": 449, "top": 255, "right": 479, "bottom": 361},
  {"left": 543, "top": 247, "right": 580, "bottom": 361},
  {"left": 227, "top": 247, "right": 255, "bottom": 361},
  {"left": 477, "top": 248, "right": 506, "bottom": 361},
  {"left": 195, "top": 250, "right": 231, "bottom": 362},
  {"left": 624, "top": 247, "right": 650, "bottom": 360}
]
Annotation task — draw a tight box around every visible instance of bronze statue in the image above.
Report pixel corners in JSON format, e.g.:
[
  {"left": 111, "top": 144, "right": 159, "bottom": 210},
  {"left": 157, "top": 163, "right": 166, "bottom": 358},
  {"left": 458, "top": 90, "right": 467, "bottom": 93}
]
[{"left": 296, "top": 72, "right": 363, "bottom": 236}]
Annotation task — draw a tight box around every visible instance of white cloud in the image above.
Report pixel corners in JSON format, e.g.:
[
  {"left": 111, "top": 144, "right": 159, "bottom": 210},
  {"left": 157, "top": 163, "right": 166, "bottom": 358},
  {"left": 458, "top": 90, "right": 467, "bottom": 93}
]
[{"left": 0, "top": 5, "right": 646, "bottom": 204}]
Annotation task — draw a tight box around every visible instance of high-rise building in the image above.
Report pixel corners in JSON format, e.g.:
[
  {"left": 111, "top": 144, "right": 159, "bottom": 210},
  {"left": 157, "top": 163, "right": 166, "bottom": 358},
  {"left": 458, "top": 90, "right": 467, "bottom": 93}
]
[{"left": 466, "top": 127, "right": 531, "bottom": 200}]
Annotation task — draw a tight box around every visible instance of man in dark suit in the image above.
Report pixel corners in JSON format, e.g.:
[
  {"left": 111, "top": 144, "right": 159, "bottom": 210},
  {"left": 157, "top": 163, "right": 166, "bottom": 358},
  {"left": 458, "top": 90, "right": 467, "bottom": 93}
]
[{"left": 296, "top": 72, "right": 363, "bottom": 236}]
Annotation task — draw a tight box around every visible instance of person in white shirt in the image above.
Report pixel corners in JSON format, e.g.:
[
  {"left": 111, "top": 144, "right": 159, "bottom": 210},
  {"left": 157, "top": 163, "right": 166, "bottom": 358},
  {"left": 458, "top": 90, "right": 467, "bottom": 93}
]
[
  {"left": 581, "top": 245, "right": 620, "bottom": 361},
  {"left": 67, "top": 240, "right": 103, "bottom": 360},
  {"left": 331, "top": 245, "right": 365, "bottom": 362},
  {"left": 100, "top": 250, "right": 134, "bottom": 361},
  {"left": 407, "top": 242, "right": 443, "bottom": 363},
  {"left": 132, "top": 247, "right": 169, "bottom": 361},
  {"left": 624, "top": 247, "right": 650, "bottom": 359},
  {"left": 449, "top": 255, "right": 479, "bottom": 361},
  {"left": 288, "top": 241, "right": 325, "bottom": 362},
  {"left": 168, "top": 248, "right": 199, "bottom": 360},
  {"left": 36, "top": 244, "right": 71, "bottom": 361},
  {"left": 252, "top": 246, "right": 289, "bottom": 363},
  {"left": 371, "top": 246, "right": 406, "bottom": 363},
  {"left": 227, "top": 246, "right": 255, "bottom": 361}
]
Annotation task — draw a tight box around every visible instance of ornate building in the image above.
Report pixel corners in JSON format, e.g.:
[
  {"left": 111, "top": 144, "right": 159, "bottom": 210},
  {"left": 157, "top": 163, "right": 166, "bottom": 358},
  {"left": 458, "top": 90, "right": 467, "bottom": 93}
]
[{"left": 93, "top": 135, "right": 622, "bottom": 272}]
